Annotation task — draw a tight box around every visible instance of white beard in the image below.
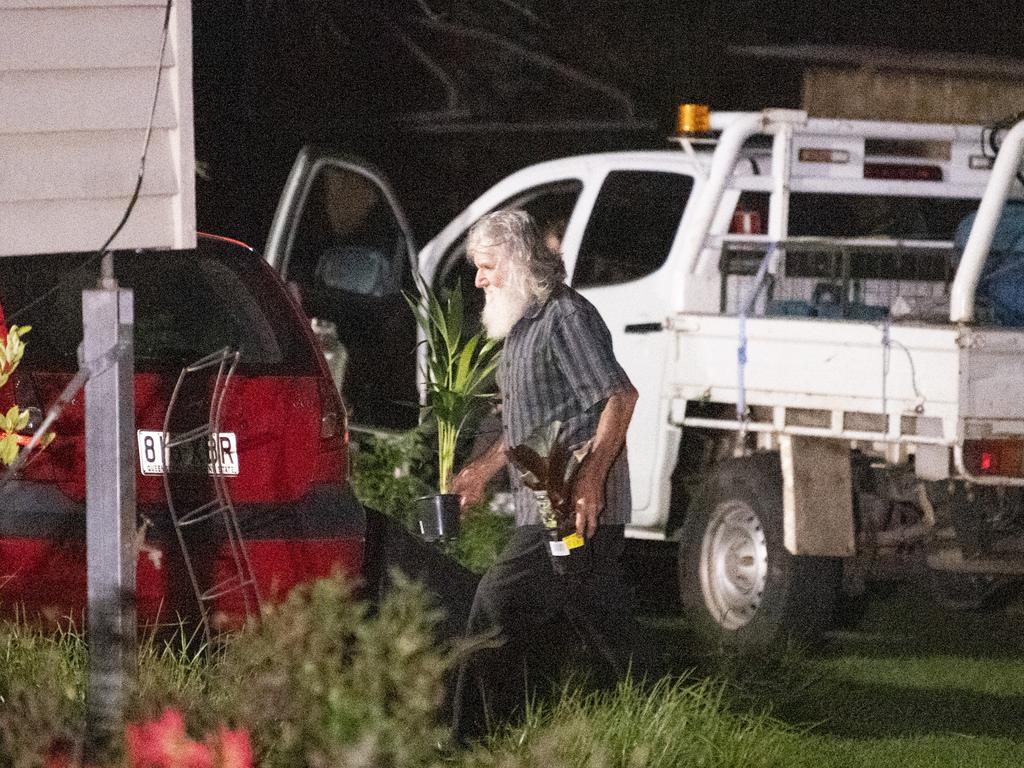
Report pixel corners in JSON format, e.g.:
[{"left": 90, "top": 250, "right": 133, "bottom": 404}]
[{"left": 481, "top": 282, "right": 530, "bottom": 339}]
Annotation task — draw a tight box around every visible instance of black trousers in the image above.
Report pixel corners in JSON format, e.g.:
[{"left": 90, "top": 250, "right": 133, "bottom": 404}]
[{"left": 451, "top": 524, "right": 637, "bottom": 741}]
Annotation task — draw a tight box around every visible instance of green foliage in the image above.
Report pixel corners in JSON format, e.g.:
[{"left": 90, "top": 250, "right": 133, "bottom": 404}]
[
  {"left": 0, "top": 326, "right": 30, "bottom": 391},
  {"left": 351, "top": 431, "right": 432, "bottom": 530},
  {"left": 406, "top": 283, "right": 500, "bottom": 493},
  {"left": 351, "top": 431, "right": 512, "bottom": 573},
  {"left": 0, "top": 575, "right": 454, "bottom": 768},
  {"left": 444, "top": 509, "right": 515, "bottom": 574},
  {"left": 209, "top": 574, "right": 452, "bottom": 768},
  {"left": 464, "top": 676, "right": 800, "bottom": 768},
  {"left": 130, "top": 629, "right": 214, "bottom": 726},
  {"left": 0, "top": 623, "right": 86, "bottom": 768},
  {"left": 7, "top": 588, "right": 1024, "bottom": 767},
  {"left": 0, "top": 407, "right": 29, "bottom": 436},
  {"left": 0, "top": 326, "right": 54, "bottom": 468},
  {"left": 0, "top": 327, "right": 31, "bottom": 468}
]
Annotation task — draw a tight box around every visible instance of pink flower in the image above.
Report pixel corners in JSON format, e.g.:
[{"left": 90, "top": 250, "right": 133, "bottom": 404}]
[
  {"left": 207, "top": 727, "right": 253, "bottom": 768},
  {"left": 125, "top": 709, "right": 213, "bottom": 768}
]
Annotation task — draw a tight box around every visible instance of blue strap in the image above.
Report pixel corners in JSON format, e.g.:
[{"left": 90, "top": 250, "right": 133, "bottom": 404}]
[{"left": 737, "top": 244, "right": 778, "bottom": 423}]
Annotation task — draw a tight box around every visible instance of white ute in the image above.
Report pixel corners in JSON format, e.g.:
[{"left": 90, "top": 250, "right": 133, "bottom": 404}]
[{"left": 267, "top": 108, "right": 1024, "bottom": 647}]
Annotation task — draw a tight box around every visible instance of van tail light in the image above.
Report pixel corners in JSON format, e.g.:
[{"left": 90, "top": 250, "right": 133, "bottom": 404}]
[
  {"left": 315, "top": 375, "right": 350, "bottom": 482},
  {"left": 963, "top": 439, "right": 1024, "bottom": 477},
  {"left": 319, "top": 377, "right": 346, "bottom": 440}
]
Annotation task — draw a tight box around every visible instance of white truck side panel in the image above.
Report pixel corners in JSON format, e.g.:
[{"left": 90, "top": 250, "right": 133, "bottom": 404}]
[
  {"left": 670, "top": 315, "right": 963, "bottom": 422},
  {"left": 0, "top": 0, "right": 195, "bottom": 256}
]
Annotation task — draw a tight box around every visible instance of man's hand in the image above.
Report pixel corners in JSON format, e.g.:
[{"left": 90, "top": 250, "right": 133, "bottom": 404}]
[
  {"left": 568, "top": 384, "right": 638, "bottom": 539},
  {"left": 450, "top": 462, "right": 489, "bottom": 512},
  {"left": 450, "top": 437, "right": 507, "bottom": 514},
  {"left": 572, "top": 461, "right": 604, "bottom": 540}
]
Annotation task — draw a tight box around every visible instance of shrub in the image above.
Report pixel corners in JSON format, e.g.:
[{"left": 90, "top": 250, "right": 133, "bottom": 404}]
[
  {"left": 0, "top": 624, "right": 86, "bottom": 768},
  {"left": 0, "top": 574, "right": 455, "bottom": 768},
  {"left": 209, "top": 574, "right": 452, "bottom": 768},
  {"left": 350, "top": 431, "right": 432, "bottom": 530},
  {"left": 352, "top": 430, "right": 513, "bottom": 573},
  {"left": 445, "top": 511, "right": 514, "bottom": 575}
]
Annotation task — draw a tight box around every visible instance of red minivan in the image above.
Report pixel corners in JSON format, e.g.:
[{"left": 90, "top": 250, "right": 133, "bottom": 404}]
[{"left": 0, "top": 236, "right": 364, "bottom": 632}]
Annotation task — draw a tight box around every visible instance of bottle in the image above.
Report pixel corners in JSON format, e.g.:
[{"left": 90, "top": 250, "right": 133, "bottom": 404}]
[{"left": 310, "top": 317, "right": 347, "bottom": 392}]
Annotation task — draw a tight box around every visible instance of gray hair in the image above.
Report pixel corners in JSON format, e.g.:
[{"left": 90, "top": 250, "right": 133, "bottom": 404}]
[{"left": 466, "top": 210, "right": 566, "bottom": 302}]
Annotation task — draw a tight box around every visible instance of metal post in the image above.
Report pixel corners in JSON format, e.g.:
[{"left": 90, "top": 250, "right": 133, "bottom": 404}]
[
  {"left": 949, "top": 117, "right": 1024, "bottom": 323},
  {"left": 83, "top": 283, "right": 136, "bottom": 757}
]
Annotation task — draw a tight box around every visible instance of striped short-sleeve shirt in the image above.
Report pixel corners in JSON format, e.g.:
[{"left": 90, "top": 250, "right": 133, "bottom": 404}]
[{"left": 499, "top": 283, "right": 633, "bottom": 527}]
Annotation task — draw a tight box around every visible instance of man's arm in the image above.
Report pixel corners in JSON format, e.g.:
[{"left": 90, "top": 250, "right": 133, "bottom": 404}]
[
  {"left": 450, "top": 436, "right": 507, "bottom": 512},
  {"left": 572, "top": 384, "right": 638, "bottom": 539}
]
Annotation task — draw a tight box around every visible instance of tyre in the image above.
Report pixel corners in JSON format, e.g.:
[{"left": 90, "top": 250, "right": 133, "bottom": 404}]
[{"left": 678, "top": 452, "right": 841, "bottom": 649}]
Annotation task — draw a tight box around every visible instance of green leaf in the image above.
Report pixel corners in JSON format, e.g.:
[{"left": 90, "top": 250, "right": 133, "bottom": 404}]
[
  {"left": 403, "top": 279, "right": 502, "bottom": 490},
  {"left": 0, "top": 434, "right": 18, "bottom": 467},
  {"left": 453, "top": 334, "right": 479, "bottom": 392}
]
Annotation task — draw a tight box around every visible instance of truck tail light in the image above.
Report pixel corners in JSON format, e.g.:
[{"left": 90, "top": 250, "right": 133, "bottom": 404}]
[
  {"left": 864, "top": 162, "right": 943, "bottom": 181},
  {"left": 963, "top": 439, "right": 1024, "bottom": 477}
]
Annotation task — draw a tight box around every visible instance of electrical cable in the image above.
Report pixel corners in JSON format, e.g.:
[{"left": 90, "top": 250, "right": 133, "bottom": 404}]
[
  {"left": 879, "top": 317, "right": 925, "bottom": 421},
  {"left": 98, "top": 0, "right": 174, "bottom": 258},
  {"left": 5, "top": 0, "right": 174, "bottom": 325}
]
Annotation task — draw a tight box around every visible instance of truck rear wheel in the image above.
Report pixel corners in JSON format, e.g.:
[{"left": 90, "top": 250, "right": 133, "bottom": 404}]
[{"left": 678, "top": 453, "right": 840, "bottom": 649}]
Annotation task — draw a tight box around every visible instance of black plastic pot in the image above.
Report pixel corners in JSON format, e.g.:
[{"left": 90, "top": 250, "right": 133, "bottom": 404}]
[
  {"left": 546, "top": 528, "right": 589, "bottom": 576},
  {"left": 416, "top": 493, "right": 461, "bottom": 542}
]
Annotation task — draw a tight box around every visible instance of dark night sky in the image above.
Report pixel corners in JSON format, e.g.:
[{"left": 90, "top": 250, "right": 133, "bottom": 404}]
[
  {"left": 743, "top": 1, "right": 1022, "bottom": 55},
  {"left": 192, "top": 0, "right": 1024, "bottom": 243},
  {"left": 536, "top": 1, "right": 1024, "bottom": 109}
]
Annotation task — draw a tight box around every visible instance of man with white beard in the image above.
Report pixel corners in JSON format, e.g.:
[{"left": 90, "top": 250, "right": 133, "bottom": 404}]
[{"left": 450, "top": 209, "right": 639, "bottom": 741}]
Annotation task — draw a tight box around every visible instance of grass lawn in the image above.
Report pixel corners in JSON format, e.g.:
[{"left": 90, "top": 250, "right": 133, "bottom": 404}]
[
  {"left": 637, "top": 577, "right": 1024, "bottom": 768},
  {"left": 787, "top": 585, "right": 1024, "bottom": 767}
]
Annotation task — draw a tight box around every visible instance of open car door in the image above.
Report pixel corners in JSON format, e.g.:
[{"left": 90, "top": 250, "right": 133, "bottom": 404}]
[{"left": 265, "top": 148, "right": 419, "bottom": 431}]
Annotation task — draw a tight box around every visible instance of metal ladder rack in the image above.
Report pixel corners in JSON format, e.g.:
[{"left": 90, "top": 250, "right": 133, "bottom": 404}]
[{"left": 161, "top": 347, "right": 261, "bottom": 642}]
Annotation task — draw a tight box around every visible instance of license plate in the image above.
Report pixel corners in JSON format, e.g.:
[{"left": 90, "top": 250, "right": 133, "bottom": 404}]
[{"left": 137, "top": 430, "right": 239, "bottom": 476}]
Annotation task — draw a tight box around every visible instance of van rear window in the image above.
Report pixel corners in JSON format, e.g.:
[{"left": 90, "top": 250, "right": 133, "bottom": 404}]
[{"left": 0, "top": 249, "right": 316, "bottom": 373}]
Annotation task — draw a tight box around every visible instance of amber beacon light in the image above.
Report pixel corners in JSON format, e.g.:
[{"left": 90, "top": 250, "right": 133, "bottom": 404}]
[{"left": 677, "top": 103, "right": 711, "bottom": 135}]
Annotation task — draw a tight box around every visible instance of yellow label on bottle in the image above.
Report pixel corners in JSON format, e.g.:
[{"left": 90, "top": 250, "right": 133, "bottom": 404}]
[{"left": 562, "top": 533, "right": 585, "bottom": 550}]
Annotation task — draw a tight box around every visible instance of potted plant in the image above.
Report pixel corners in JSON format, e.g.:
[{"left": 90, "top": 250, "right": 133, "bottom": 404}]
[
  {"left": 406, "top": 281, "right": 501, "bottom": 541},
  {"left": 508, "top": 421, "right": 593, "bottom": 575}
]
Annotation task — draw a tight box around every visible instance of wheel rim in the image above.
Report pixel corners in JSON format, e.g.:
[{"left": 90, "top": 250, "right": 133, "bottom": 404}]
[{"left": 698, "top": 499, "right": 769, "bottom": 630}]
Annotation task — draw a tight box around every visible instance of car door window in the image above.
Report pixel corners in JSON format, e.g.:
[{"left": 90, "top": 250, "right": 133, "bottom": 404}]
[
  {"left": 572, "top": 171, "right": 694, "bottom": 288},
  {"left": 286, "top": 166, "right": 408, "bottom": 297}
]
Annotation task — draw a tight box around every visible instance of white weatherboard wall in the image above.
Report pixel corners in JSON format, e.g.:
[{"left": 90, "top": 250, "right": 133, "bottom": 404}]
[{"left": 0, "top": 0, "right": 195, "bottom": 256}]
